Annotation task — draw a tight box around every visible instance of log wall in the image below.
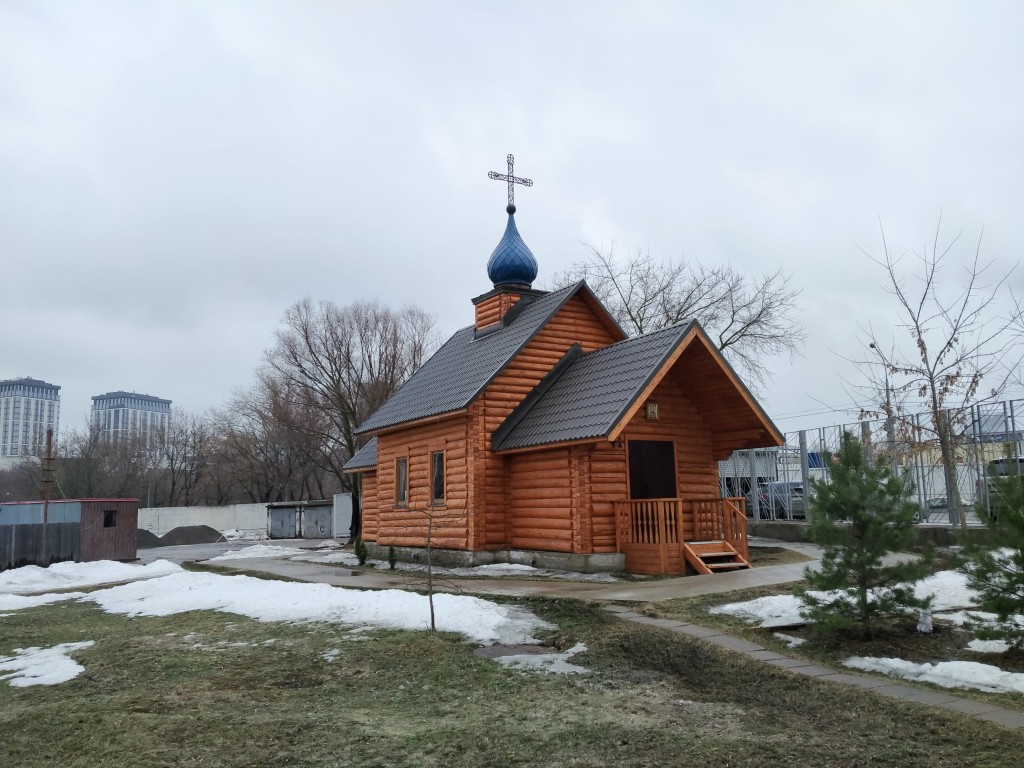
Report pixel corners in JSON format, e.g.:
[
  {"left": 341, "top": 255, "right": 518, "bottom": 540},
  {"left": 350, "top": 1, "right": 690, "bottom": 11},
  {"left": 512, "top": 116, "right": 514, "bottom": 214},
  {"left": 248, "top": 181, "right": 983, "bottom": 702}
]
[
  {"left": 360, "top": 471, "right": 379, "bottom": 542},
  {"left": 669, "top": 342, "right": 778, "bottom": 457},
  {"left": 476, "top": 294, "right": 621, "bottom": 549},
  {"left": 621, "top": 375, "right": 720, "bottom": 540},
  {"left": 507, "top": 447, "right": 573, "bottom": 551},
  {"left": 474, "top": 291, "right": 521, "bottom": 329},
  {"left": 374, "top": 416, "right": 471, "bottom": 550}
]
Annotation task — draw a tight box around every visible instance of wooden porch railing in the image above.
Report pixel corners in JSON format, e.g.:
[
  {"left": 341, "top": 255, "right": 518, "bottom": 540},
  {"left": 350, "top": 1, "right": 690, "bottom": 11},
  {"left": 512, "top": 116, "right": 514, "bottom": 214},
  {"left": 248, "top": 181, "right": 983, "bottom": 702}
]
[
  {"left": 615, "top": 498, "right": 682, "bottom": 549},
  {"left": 615, "top": 497, "right": 748, "bottom": 572},
  {"left": 692, "top": 497, "right": 747, "bottom": 559}
]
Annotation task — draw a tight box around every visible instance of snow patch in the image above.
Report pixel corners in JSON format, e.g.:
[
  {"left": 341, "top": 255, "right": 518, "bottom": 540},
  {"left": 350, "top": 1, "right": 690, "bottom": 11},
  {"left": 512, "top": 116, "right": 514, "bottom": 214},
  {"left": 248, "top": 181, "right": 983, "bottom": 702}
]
[
  {"left": 710, "top": 594, "right": 807, "bottom": 628},
  {"left": 967, "top": 639, "right": 1011, "bottom": 654},
  {"left": 844, "top": 656, "right": 1024, "bottom": 694},
  {"left": 711, "top": 570, "right": 982, "bottom": 629},
  {"left": 221, "top": 529, "right": 261, "bottom": 542},
  {"left": 0, "top": 559, "right": 182, "bottom": 595},
  {"left": 0, "top": 641, "right": 95, "bottom": 687},
  {"left": 773, "top": 632, "right": 806, "bottom": 648},
  {"left": 0, "top": 591, "right": 88, "bottom": 612},
  {"left": 81, "top": 571, "right": 552, "bottom": 645},
  {"left": 912, "top": 570, "right": 978, "bottom": 611},
  {"left": 209, "top": 545, "right": 306, "bottom": 561},
  {"left": 496, "top": 642, "right": 590, "bottom": 675}
]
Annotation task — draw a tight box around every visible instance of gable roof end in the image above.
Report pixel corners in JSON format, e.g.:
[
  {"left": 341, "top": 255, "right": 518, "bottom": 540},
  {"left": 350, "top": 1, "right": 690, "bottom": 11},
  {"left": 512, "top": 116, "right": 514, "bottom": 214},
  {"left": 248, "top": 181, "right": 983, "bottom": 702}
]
[
  {"left": 493, "top": 322, "right": 694, "bottom": 452},
  {"left": 493, "top": 320, "right": 785, "bottom": 455}
]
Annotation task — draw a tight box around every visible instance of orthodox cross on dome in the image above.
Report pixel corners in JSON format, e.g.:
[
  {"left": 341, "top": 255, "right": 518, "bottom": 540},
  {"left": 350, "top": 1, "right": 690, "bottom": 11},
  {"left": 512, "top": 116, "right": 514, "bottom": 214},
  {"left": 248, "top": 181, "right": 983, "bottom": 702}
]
[{"left": 487, "top": 153, "right": 533, "bottom": 214}]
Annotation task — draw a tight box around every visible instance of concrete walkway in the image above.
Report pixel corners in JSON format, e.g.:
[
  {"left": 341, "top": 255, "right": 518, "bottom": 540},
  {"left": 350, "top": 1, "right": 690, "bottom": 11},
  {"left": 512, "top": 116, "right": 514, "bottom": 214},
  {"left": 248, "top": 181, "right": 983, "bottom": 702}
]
[
  {"left": 210, "top": 553, "right": 815, "bottom": 601},
  {"left": 199, "top": 541, "right": 1024, "bottom": 733},
  {"left": 203, "top": 536, "right": 911, "bottom": 603}
]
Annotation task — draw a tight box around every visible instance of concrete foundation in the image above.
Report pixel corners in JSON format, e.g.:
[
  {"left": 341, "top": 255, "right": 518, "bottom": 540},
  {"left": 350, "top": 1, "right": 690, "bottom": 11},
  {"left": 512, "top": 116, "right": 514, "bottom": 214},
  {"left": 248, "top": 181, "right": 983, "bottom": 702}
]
[
  {"left": 364, "top": 542, "right": 625, "bottom": 574},
  {"left": 749, "top": 520, "right": 988, "bottom": 548}
]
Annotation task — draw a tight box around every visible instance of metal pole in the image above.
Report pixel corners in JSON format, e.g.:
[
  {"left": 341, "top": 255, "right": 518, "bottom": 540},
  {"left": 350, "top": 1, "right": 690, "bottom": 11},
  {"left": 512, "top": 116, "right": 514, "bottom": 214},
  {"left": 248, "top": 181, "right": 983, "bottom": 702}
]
[
  {"left": 1010, "top": 399, "right": 1020, "bottom": 460},
  {"left": 747, "top": 448, "right": 761, "bottom": 520},
  {"left": 869, "top": 342, "right": 898, "bottom": 475},
  {"left": 799, "top": 430, "right": 811, "bottom": 522},
  {"left": 861, "top": 421, "right": 874, "bottom": 461}
]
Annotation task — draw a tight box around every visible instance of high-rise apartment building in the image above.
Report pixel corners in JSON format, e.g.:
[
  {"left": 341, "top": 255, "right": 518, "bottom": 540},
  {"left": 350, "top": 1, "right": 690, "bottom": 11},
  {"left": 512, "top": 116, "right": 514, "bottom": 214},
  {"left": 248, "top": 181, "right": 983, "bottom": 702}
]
[
  {"left": 91, "top": 391, "right": 171, "bottom": 448},
  {"left": 0, "top": 377, "right": 61, "bottom": 468}
]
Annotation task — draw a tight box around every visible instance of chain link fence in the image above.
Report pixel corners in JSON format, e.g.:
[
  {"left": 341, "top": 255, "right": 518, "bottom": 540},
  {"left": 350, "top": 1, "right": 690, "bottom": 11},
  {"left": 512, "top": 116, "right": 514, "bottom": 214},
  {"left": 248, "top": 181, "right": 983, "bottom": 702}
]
[{"left": 719, "top": 398, "right": 1024, "bottom": 526}]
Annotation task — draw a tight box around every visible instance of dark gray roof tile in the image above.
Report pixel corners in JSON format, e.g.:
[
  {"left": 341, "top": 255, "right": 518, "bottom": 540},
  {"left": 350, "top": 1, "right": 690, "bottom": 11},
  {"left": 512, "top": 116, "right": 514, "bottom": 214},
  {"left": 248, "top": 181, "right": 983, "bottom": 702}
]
[
  {"left": 493, "top": 322, "right": 694, "bottom": 451},
  {"left": 343, "top": 436, "right": 378, "bottom": 471},
  {"left": 357, "top": 283, "right": 594, "bottom": 434}
]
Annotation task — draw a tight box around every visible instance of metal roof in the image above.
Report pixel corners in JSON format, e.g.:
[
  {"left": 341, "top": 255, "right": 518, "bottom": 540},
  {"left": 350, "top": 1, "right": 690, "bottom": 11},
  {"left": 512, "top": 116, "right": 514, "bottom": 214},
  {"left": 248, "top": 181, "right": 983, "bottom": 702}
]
[
  {"left": 92, "top": 391, "right": 172, "bottom": 404},
  {"left": 342, "top": 436, "right": 378, "bottom": 471},
  {"left": 0, "top": 377, "right": 60, "bottom": 390},
  {"left": 493, "top": 322, "right": 695, "bottom": 452},
  {"left": 356, "top": 282, "right": 594, "bottom": 434}
]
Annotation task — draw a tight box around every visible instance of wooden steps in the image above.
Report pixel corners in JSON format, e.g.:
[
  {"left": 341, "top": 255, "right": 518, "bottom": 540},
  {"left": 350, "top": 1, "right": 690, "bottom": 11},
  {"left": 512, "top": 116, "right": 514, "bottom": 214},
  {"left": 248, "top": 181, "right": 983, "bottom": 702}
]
[{"left": 683, "top": 540, "right": 751, "bottom": 575}]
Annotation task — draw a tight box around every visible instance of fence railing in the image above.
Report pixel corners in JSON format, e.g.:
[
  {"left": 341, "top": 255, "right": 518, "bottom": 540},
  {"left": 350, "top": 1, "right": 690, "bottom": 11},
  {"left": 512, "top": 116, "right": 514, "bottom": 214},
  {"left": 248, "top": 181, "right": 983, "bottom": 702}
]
[{"left": 719, "top": 397, "right": 1024, "bottom": 526}]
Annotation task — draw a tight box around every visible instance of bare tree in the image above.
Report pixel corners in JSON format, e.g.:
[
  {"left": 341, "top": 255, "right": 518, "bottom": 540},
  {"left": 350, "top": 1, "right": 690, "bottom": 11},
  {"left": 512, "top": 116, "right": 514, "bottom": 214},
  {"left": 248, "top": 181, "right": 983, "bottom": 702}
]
[
  {"left": 156, "top": 410, "right": 212, "bottom": 507},
  {"left": 264, "top": 299, "right": 438, "bottom": 532},
  {"left": 211, "top": 376, "right": 337, "bottom": 504},
  {"left": 552, "top": 243, "right": 805, "bottom": 388},
  {"left": 859, "top": 217, "right": 1024, "bottom": 527},
  {"left": 50, "top": 425, "right": 155, "bottom": 500}
]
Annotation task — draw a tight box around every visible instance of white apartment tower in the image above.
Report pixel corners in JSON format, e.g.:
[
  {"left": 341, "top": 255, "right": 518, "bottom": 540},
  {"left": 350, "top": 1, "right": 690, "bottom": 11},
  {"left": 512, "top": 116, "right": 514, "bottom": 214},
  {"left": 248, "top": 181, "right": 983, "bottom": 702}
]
[
  {"left": 91, "top": 391, "right": 171, "bottom": 448},
  {"left": 0, "top": 377, "right": 61, "bottom": 468}
]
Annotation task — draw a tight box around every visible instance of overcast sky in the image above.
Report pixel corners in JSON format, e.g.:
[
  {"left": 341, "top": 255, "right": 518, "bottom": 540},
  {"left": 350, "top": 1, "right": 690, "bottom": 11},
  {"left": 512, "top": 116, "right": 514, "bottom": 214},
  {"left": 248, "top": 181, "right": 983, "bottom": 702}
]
[{"left": 2, "top": 1, "right": 1022, "bottom": 436}]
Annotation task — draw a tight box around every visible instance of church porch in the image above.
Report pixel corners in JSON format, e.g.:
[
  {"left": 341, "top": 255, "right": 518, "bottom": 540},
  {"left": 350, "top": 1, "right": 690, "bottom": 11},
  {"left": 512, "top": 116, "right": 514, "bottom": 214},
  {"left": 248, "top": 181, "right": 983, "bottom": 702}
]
[{"left": 614, "top": 496, "right": 749, "bottom": 575}]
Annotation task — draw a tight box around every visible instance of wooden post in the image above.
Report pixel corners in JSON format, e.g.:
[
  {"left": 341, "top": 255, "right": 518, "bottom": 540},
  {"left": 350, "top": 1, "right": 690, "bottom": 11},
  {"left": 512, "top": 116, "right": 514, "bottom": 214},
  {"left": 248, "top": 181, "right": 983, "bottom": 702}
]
[
  {"left": 675, "top": 499, "right": 684, "bottom": 567},
  {"left": 656, "top": 501, "right": 667, "bottom": 573}
]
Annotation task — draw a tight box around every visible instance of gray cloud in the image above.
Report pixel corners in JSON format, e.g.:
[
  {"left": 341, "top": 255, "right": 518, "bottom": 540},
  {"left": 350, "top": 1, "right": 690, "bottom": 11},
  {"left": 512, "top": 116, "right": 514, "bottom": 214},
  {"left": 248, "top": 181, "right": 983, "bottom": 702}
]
[{"left": 2, "top": 0, "right": 1022, "bottom": 432}]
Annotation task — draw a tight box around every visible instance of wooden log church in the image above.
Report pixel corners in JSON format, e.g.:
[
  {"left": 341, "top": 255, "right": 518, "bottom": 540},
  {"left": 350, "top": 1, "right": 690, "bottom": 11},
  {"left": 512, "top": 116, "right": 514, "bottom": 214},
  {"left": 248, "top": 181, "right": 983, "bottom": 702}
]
[{"left": 344, "top": 159, "right": 784, "bottom": 575}]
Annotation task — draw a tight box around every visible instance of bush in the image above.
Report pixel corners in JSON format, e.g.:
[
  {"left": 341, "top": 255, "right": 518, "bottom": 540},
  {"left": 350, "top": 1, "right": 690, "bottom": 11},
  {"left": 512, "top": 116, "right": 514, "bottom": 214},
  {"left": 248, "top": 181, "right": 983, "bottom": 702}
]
[
  {"left": 354, "top": 537, "right": 368, "bottom": 566},
  {"left": 797, "top": 431, "right": 933, "bottom": 638},
  {"left": 388, "top": 545, "right": 397, "bottom": 570}
]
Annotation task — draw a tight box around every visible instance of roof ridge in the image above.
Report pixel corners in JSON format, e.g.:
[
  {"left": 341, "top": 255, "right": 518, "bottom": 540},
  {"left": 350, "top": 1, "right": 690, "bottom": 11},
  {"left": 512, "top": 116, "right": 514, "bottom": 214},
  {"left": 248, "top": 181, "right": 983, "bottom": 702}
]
[{"left": 582, "top": 319, "right": 695, "bottom": 355}]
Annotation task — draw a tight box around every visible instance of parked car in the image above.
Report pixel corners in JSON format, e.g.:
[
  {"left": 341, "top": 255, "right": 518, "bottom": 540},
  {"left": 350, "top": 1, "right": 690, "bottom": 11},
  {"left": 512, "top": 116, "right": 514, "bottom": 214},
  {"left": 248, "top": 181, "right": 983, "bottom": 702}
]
[
  {"left": 976, "top": 457, "right": 1024, "bottom": 515},
  {"left": 760, "top": 481, "right": 806, "bottom": 519}
]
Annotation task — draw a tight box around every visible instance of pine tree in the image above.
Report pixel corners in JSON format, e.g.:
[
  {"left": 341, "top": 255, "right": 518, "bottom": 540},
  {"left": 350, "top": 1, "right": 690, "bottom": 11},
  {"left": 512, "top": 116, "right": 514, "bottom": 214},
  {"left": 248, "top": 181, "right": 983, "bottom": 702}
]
[
  {"left": 960, "top": 471, "right": 1024, "bottom": 651},
  {"left": 797, "top": 431, "right": 932, "bottom": 638}
]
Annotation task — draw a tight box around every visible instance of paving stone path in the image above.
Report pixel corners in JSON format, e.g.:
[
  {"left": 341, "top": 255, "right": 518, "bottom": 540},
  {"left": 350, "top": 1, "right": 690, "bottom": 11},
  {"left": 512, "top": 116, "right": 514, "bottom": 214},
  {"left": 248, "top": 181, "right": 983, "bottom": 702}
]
[{"left": 602, "top": 604, "right": 1024, "bottom": 731}]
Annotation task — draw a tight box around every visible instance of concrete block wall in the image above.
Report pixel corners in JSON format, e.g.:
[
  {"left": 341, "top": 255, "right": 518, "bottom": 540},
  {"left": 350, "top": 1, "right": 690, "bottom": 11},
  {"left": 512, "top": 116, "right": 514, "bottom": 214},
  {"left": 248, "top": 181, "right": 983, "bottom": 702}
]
[{"left": 138, "top": 503, "right": 267, "bottom": 537}]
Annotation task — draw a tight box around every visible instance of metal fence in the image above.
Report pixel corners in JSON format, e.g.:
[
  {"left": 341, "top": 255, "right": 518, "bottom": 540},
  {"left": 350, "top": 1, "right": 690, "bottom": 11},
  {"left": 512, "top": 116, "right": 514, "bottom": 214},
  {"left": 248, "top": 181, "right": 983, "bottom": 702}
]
[{"left": 719, "top": 398, "right": 1024, "bottom": 526}]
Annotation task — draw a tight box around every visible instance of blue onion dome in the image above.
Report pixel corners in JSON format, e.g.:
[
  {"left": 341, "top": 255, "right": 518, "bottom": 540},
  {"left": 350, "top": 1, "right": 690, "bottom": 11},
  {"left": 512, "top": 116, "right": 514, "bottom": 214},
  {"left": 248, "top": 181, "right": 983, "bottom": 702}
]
[{"left": 486, "top": 209, "right": 539, "bottom": 288}]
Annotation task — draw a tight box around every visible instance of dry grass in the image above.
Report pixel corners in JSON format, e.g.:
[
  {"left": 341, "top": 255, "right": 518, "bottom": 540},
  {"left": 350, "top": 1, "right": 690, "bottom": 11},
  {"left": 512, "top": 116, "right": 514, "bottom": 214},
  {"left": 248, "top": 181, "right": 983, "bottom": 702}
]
[
  {"left": 644, "top": 584, "right": 1024, "bottom": 713},
  {"left": 745, "top": 545, "right": 815, "bottom": 568},
  {"left": 1, "top": 587, "right": 1022, "bottom": 767}
]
